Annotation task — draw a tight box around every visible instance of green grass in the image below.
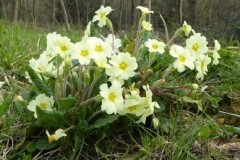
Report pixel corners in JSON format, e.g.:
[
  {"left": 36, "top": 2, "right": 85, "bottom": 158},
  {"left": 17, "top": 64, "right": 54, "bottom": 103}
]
[{"left": 1, "top": 21, "right": 240, "bottom": 159}]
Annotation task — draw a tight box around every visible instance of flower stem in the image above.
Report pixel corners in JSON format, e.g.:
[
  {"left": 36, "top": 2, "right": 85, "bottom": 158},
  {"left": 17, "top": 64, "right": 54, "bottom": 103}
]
[
  {"left": 64, "top": 125, "right": 75, "bottom": 132},
  {"left": 80, "top": 95, "right": 98, "bottom": 106},
  {"left": 133, "top": 22, "right": 142, "bottom": 56},
  {"left": 87, "top": 110, "right": 104, "bottom": 123}
]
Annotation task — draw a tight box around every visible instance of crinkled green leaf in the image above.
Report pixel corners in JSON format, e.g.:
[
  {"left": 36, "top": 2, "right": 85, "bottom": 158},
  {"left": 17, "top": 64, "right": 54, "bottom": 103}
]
[
  {"left": 36, "top": 107, "right": 65, "bottom": 127},
  {"left": 26, "top": 65, "right": 53, "bottom": 96},
  {"left": 35, "top": 139, "right": 58, "bottom": 150},
  {"left": 26, "top": 143, "right": 36, "bottom": 152},
  {"left": 57, "top": 97, "right": 77, "bottom": 113},
  {"left": 91, "top": 114, "right": 120, "bottom": 129},
  {"left": 198, "top": 125, "right": 211, "bottom": 139}
]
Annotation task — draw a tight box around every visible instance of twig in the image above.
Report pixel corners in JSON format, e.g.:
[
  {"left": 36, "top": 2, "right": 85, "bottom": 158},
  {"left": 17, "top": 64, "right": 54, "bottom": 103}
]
[
  {"left": 87, "top": 110, "right": 103, "bottom": 123},
  {"left": 219, "top": 111, "right": 240, "bottom": 118},
  {"left": 133, "top": 22, "right": 142, "bottom": 56},
  {"left": 159, "top": 13, "right": 169, "bottom": 42}
]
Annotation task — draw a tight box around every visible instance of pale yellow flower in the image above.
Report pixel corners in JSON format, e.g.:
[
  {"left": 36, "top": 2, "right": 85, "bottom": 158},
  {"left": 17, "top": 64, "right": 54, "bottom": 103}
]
[
  {"left": 27, "top": 94, "right": 54, "bottom": 118},
  {"left": 212, "top": 40, "right": 221, "bottom": 65},
  {"left": 100, "top": 83, "right": 124, "bottom": 114},
  {"left": 186, "top": 34, "right": 208, "bottom": 59},
  {"left": 72, "top": 40, "right": 92, "bottom": 65},
  {"left": 144, "top": 39, "right": 166, "bottom": 54},
  {"left": 46, "top": 129, "right": 67, "bottom": 143},
  {"left": 136, "top": 6, "right": 154, "bottom": 14},
  {"left": 92, "top": 6, "right": 113, "bottom": 27},
  {"left": 195, "top": 55, "right": 211, "bottom": 80},
  {"left": 106, "top": 52, "right": 138, "bottom": 80},
  {"left": 169, "top": 45, "right": 194, "bottom": 72}
]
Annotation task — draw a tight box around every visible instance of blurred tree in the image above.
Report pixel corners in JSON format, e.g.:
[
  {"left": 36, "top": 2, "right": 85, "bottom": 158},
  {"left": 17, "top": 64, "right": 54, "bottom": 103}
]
[
  {"left": 12, "top": 0, "right": 19, "bottom": 22},
  {"left": 60, "top": 0, "right": 70, "bottom": 30},
  {"left": 188, "top": 0, "right": 196, "bottom": 25}
]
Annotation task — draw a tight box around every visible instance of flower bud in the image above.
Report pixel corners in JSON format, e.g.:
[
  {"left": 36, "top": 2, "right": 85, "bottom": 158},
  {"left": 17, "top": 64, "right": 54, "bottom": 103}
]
[
  {"left": 192, "top": 83, "right": 199, "bottom": 90},
  {"left": 152, "top": 117, "right": 159, "bottom": 129},
  {"left": 64, "top": 56, "right": 72, "bottom": 67},
  {"left": 149, "top": 52, "right": 157, "bottom": 61},
  {"left": 94, "top": 68, "right": 102, "bottom": 79},
  {"left": 94, "top": 95, "right": 103, "bottom": 102},
  {"left": 16, "top": 95, "right": 24, "bottom": 102},
  {"left": 83, "top": 72, "right": 90, "bottom": 85}
]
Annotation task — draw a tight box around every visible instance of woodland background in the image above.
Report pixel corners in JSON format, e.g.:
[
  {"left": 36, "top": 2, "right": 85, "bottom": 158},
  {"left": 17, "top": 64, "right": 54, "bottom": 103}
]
[{"left": 0, "top": 0, "right": 240, "bottom": 38}]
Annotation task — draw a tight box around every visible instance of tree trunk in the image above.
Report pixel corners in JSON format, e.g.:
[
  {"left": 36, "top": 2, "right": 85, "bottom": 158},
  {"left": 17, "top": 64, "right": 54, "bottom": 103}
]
[
  {"left": 1, "top": 0, "right": 7, "bottom": 19},
  {"left": 32, "top": 0, "right": 37, "bottom": 24},
  {"left": 148, "top": 0, "right": 152, "bottom": 22},
  {"left": 101, "top": 0, "right": 105, "bottom": 5},
  {"left": 60, "top": 0, "right": 70, "bottom": 30},
  {"left": 188, "top": 0, "right": 196, "bottom": 25},
  {"left": 179, "top": 0, "right": 183, "bottom": 24},
  {"left": 119, "top": 0, "right": 123, "bottom": 30},
  {"left": 52, "top": 0, "right": 56, "bottom": 24},
  {"left": 12, "top": 0, "right": 19, "bottom": 22},
  {"left": 75, "top": 0, "right": 80, "bottom": 25}
]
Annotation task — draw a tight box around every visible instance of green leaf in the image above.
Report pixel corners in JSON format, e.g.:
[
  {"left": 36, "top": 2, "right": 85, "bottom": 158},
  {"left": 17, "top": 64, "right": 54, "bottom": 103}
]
[
  {"left": 90, "top": 23, "right": 101, "bottom": 37},
  {"left": 36, "top": 107, "right": 65, "bottom": 127},
  {"left": 198, "top": 125, "right": 211, "bottom": 139},
  {"left": 26, "top": 65, "right": 53, "bottom": 96},
  {"left": 35, "top": 139, "right": 58, "bottom": 150},
  {"left": 224, "top": 125, "right": 240, "bottom": 135},
  {"left": 0, "top": 94, "right": 14, "bottom": 115},
  {"left": 57, "top": 97, "right": 77, "bottom": 113},
  {"left": 26, "top": 143, "right": 36, "bottom": 152},
  {"left": 91, "top": 74, "right": 107, "bottom": 97},
  {"left": 91, "top": 114, "right": 120, "bottom": 129},
  {"left": 125, "top": 41, "right": 135, "bottom": 55}
]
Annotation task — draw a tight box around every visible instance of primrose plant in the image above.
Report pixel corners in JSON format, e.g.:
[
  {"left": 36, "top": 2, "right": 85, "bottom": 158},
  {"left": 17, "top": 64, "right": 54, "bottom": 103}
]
[{"left": 23, "top": 5, "right": 220, "bottom": 143}]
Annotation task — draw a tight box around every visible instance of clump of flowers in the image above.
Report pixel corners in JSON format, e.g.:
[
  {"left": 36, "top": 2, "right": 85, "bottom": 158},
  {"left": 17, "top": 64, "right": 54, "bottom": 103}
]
[{"left": 23, "top": 5, "right": 220, "bottom": 144}]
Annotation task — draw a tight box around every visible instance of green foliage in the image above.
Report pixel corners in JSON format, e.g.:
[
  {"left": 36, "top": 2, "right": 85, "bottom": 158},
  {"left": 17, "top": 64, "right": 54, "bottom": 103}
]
[
  {"left": 57, "top": 96, "right": 77, "bottom": 114},
  {"left": 26, "top": 65, "right": 53, "bottom": 96},
  {"left": 90, "top": 115, "right": 120, "bottom": 129},
  {"left": 0, "top": 94, "right": 14, "bottom": 115}
]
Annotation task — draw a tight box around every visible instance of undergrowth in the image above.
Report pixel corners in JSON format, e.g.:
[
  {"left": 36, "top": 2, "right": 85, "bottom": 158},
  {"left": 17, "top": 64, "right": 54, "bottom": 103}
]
[{"left": 0, "top": 19, "right": 240, "bottom": 160}]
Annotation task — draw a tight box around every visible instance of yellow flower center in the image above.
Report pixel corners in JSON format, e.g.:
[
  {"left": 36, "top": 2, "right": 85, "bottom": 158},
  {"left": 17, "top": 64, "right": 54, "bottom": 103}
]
[
  {"left": 128, "top": 105, "right": 137, "bottom": 112},
  {"left": 201, "top": 61, "right": 205, "bottom": 69},
  {"left": 179, "top": 55, "right": 186, "bottom": 63},
  {"left": 60, "top": 45, "right": 68, "bottom": 52},
  {"left": 152, "top": 44, "right": 159, "bottom": 50},
  {"left": 48, "top": 135, "right": 57, "bottom": 143},
  {"left": 108, "top": 92, "right": 116, "bottom": 102},
  {"left": 95, "top": 45, "right": 103, "bottom": 53},
  {"left": 37, "top": 67, "right": 44, "bottom": 73},
  {"left": 119, "top": 61, "right": 128, "bottom": 70},
  {"left": 192, "top": 43, "right": 200, "bottom": 52},
  {"left": 39, "top": 102, "right": 47, "bottom": 109},
  {"left": 80, "top": 50, "right": 89, "bottom": 57},
  {"left": 46, "top": 53, "right": 52, "bottom": 58},
  {"left": 99, "top": 12, "right": 106, "bottom": 19}
]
